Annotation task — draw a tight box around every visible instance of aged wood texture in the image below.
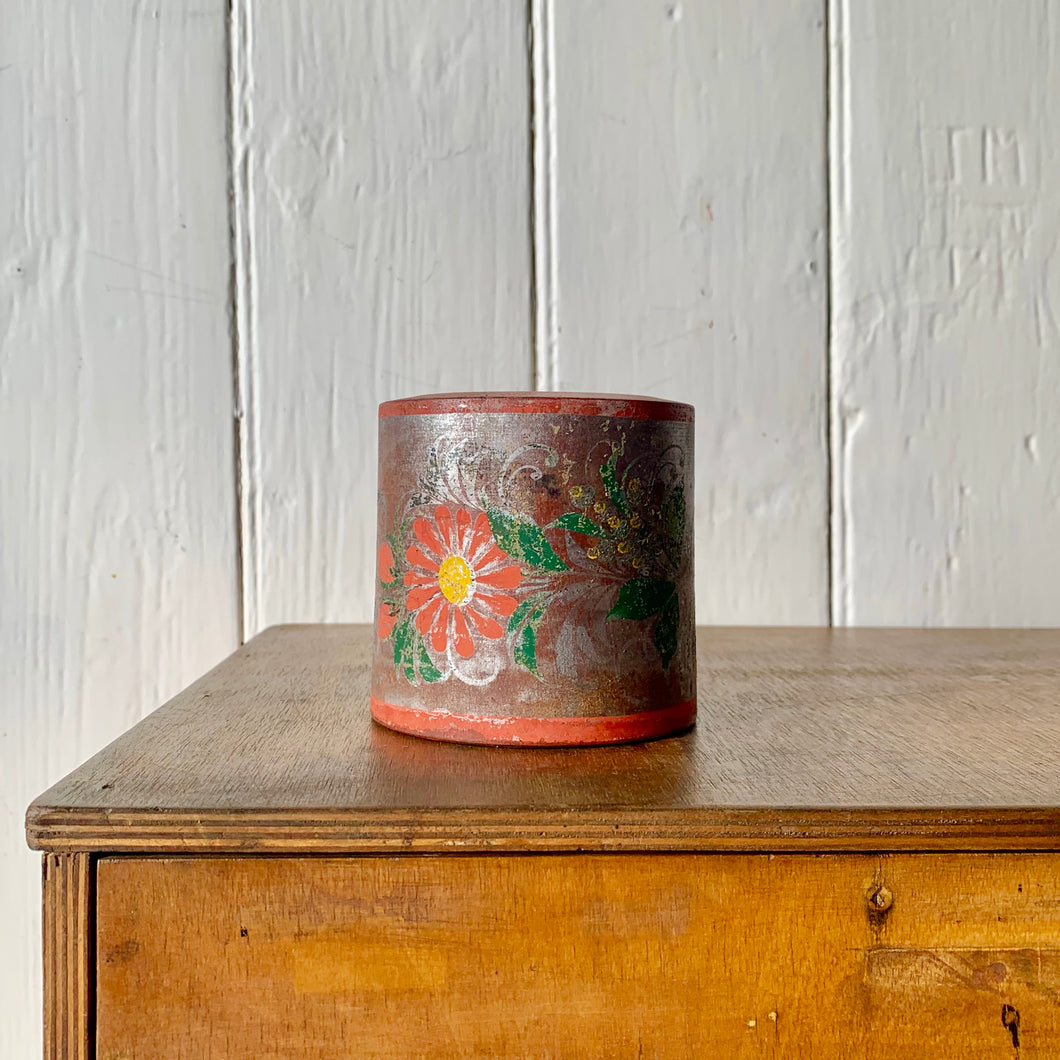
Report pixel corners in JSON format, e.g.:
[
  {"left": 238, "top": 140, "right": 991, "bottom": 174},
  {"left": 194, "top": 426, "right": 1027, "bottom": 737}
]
[
  {"left": 0, "top": 4, "right": 238, "bottom": 1055},
  {"left": 236, "top": 0, "right": 532, "bottom": 635},
  {"left": 26, "top": 625, "right": 1060, "bottom": 853},
  {"left": 95, "top": 853, "right": 1060, "bottom": 1059},
  {"left": 830, "top": 0, "right": 1060, "bottom": 624},
  {"left": 42, "top": 853, "right": 91, "bottom": 1060},
  {"left": 550, "top": 1, "right": 829, "bottom": 624}
]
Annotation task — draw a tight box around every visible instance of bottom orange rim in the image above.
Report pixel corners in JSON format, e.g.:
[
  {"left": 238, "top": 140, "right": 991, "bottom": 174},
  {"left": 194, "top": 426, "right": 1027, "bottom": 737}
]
[{"left": 370, "top": 696, "right": 696, "bottom": 747}]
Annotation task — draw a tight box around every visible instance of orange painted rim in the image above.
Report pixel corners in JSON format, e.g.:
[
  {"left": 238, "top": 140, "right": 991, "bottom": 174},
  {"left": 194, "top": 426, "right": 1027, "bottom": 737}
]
[
  {"left": 370, "top": 696, "right": 696, "bottom": 747},
  {"left": 378, "top": 392, "right": 694, "bottom": 423}
]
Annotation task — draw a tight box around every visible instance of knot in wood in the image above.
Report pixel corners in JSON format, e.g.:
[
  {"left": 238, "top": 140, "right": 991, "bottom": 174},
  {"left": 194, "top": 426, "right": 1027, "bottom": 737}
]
[{"left": 868, "top": 884, "right": 893, "bottom": 912}]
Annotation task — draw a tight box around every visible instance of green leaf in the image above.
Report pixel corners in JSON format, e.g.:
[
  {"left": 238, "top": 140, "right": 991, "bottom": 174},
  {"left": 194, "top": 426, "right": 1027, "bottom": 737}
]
[
  {"left": 513, "top": 622, "right": 539, "bottom": 677},
  {"left": 392, "top": 619, "right": 416, "bottom": 681},
  {"left": 506, "top": 591, "right": 551, "bottom": 634},
  {"left": 600, "top": 449, "right": 628, "bottom": 516},
  {"left": 607, "top": 577, "right": 676, "bottom": 621},
  {"left": 653, "top": 595, "right": 680, "bottom": 670},
  {"left": 417, "top": 640, "right": 443, "bottom": 683},
  {"left": 506, "top": 598, "right": 537, "bottom": 635},
  {"left": 548, "top": 512, "right": 602, "bottom": 537},
  {"left": 508, "top": 598, "right": 547, "bottom": 677},
  {"left": 486, "top": 507, "right": 569, "bottom": 572},
  {"left": 394, "top": 618, "right": 444, "bottom": 683},
  {"left": 661, "top": 485, "right": 686, "bottom": 553}
]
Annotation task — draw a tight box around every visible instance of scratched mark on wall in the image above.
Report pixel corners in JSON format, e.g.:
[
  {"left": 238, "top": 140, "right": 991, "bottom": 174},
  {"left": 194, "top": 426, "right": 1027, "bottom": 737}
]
[{"left": 914, "top": 123, "right": 1060, "bottom": 346}]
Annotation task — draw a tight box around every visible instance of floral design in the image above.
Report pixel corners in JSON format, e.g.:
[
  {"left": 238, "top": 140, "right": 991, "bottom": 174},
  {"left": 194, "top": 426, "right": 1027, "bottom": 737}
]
[
  {"left": 402, "top": 505, "right": 522, "bottom": 658},
  {"left": 376, "top": 428, "right": 689, "bottom": 688}
]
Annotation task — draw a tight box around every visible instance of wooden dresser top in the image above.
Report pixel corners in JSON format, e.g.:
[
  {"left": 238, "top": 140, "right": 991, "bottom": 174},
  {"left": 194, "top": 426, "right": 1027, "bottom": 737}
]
[{"left": 26, "top": 625, "right": 1060, "bottom": 854}]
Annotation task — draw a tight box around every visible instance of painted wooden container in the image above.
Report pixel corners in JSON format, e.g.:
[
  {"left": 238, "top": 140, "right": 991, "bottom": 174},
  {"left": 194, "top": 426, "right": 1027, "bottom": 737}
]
[{"left": 370, "top": 393, "right": 696, "bottom": 745}]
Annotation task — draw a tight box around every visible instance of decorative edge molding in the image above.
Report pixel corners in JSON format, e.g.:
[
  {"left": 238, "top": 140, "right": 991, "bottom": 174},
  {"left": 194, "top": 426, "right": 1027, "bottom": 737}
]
[{"left": 28, "top": 807, "right": 1060, "bottom": 855}]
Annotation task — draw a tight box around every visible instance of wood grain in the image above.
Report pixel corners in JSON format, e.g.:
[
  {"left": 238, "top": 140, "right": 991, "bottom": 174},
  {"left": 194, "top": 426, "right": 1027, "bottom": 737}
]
[
  {"left": 237, "top": 0, "right": 532, "bottom": 635},
  {"left": 95, "top": 853, "right": 1060, "bottom": 1059},
  {"left": 0, "top": 4, "right": 238, "bottom": 1055},
  {"left": 830, "top": 0, "right": 1060, "bottom": 624},
  {"left": 551, "top": 1, "right": 829, "bottom": 624},
  {"left": 43, "top": 853, "right": 91, "bottom": 1060},
  {"left": 26, "top": 625, "right": 1060, "bottom": 853}
]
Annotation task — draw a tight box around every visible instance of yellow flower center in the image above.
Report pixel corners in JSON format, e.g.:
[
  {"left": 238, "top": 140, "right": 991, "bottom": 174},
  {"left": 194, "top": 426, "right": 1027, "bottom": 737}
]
[{"left": 438, "top": 554, "right": 473, "bottom": 604}]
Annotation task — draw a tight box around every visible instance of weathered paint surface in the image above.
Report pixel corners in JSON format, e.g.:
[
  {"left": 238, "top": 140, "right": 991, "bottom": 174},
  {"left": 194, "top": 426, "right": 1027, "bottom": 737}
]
[
  {"left": 550, "top": 0, "right": 831, "bottom": 624},
  {"left": 237, "top": 0, "right": 533, "bottom": 635},
  {"left": 370, "top": 396, "right": 696, "bottom": 743},
  {"left": 5, "top": 0, "right": 1060, "bottom": 1052},
  {"left": 831, "top": 0, "right": 1060, "bottom": 624},
  {"left": 0, "top": 3, "right": 238, "bottom": 1055}
]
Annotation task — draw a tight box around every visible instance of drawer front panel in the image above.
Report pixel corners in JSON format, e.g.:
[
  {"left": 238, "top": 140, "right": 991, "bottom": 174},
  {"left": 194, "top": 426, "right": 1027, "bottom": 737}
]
[{"left": 95, "top": 853, "right": 1060, "bottom": 1058}]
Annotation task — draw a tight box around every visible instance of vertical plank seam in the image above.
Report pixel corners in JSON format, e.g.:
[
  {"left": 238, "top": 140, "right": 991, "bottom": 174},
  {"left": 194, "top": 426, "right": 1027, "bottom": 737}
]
[
  {"left": 827, "top": 0, "right": 852, "bottom": 626},
  {"left": 227, "top": 0, "right": 260, "bottom": 641},
  {"left": 65, "top": 854, "right": 74, "bottom": 1057},
  {"left": 525, "top": 1, "right": 537, "bottom": 390},
  {"left": 529, "top": 0, "right": 559, "bottom": 392},
  {"left": 77, "top": 854, "right": 92, "bottom": 1060}
]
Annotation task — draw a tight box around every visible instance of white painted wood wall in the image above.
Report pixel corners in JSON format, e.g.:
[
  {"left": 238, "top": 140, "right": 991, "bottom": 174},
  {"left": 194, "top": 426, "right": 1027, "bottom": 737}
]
[{"left": 2, "top": 1, "right": 1058, "bottom": 1051}]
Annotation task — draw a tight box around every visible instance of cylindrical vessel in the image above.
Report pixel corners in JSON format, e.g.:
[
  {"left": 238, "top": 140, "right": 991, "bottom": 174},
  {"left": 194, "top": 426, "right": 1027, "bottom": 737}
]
[{"left": 370, "top": 392, "right": 695, "bottom": 746}]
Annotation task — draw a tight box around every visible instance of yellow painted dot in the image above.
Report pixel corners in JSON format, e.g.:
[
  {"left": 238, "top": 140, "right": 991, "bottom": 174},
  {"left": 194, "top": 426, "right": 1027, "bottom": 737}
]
[
  {"left": 617, "top": 541, "right": 629, "bottom": 554},
  {"left": 632, "top": 557, "right": 642, "bottom": 569},
  {"left": 570, "top": 485, "right": 583, "bottom": 499},
  {"left": 629, "top": 514, "right": 642, "bottom": 528},
  {"left": 608, "top": 516, "right": 621, "bottom": 530},
  {"left": 586, "top": 546, "right": 600, "bottom": 560},
  {"left": 438, "top": 555, "right": 473, "bottom": 604},
  {"left": 628, "top": 478, "right": 641, "bottom": 491},
  {"left": 593, "top": 501, "right": 606, "bottom": 514}
]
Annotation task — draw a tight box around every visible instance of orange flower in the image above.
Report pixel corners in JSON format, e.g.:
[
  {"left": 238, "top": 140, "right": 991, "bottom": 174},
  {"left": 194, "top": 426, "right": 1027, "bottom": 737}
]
[
  {"left": 376, "top": 603, "right": 397, "bottom": 640},
  {"left": 404, "top": 505, "right": 521, "bottom": 658},
  {"left": 378, "top": 542, "right": 395, "bottom": 581}
]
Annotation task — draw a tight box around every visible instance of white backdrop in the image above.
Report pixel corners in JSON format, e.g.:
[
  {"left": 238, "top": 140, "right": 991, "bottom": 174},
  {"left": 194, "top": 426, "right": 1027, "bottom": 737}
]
[{"left": 3, "top": 1, "right": 1059, "bottom": 1052}]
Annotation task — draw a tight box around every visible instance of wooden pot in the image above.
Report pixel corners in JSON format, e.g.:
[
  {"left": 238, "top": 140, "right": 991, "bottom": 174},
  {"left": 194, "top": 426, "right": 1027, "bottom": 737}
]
[{"left": 370, "top": 392, "right": 695, "bottom": 746}]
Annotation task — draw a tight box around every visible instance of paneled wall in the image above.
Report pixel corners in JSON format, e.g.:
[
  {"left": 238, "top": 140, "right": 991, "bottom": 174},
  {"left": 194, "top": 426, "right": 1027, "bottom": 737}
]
[
  {"left": 1, "top": 3, "right": 238, "bottom": 1055},
  {"left": 3, "top": 1, "right": 1058, "bottom": 1052},
  {"left": 832, "top": 0, "right": 1060, "bottom": 625}
]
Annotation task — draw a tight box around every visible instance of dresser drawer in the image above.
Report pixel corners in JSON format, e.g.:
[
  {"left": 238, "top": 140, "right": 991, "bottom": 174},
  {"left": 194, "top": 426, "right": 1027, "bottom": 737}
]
[
  {"left": 34, "top": 627, "right": 1060, "bottom": 1057},
  {"left": 95, "top": 853, "right": 1060, "bottom": 1059}
]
